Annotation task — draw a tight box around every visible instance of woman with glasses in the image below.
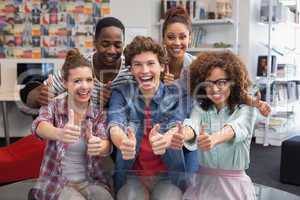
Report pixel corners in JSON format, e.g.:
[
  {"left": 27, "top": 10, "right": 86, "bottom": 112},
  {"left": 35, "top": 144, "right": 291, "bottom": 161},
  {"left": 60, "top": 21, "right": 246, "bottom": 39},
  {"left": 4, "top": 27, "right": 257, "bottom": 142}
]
[
  {"left": 182, "top": 51, "right": 257, "bottom": 200},
  {"left": 161, "top": 6, "right": 270, "bottom": 175}
]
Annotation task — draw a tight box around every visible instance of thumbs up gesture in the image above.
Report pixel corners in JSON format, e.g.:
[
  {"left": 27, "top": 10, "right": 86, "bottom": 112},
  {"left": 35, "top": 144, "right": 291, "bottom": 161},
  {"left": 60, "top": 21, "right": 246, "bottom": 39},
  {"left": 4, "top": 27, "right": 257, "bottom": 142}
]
[
  {"left": 169, "top": 122, "right": 185, "bottom": 150},
  {"left": 59, "top": 109, "right": 81, "bottom": 144},
  {"left": 253, "top": 92, "right": 271, "bottom": 117},
  {"left": 99, "top": 81, "right": 112, "bottom": 108},
  {"left": 36, "top": 74, "right": 55, "bottom": 106},
  {"left": 86, "top": 122, "right": 109, "bottom": 156},
  {"left": 163, "top": 65, "right": 175, "bottom": 85},
  {"left": 197, "top": 126, "right": 216, "bottom": 151},
  {"left": 149, "top": 124, "right": 169, "bottom": 155},
  {"left": 119, "top": 127, "right": 136, "bottom": 160}
]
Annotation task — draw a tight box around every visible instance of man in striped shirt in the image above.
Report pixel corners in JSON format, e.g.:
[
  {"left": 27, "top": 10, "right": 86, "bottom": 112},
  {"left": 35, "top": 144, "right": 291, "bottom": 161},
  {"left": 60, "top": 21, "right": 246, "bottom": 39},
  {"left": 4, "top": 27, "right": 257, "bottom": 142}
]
[{"left": 20, "top": 17, "right": 134, "bottom": 113}]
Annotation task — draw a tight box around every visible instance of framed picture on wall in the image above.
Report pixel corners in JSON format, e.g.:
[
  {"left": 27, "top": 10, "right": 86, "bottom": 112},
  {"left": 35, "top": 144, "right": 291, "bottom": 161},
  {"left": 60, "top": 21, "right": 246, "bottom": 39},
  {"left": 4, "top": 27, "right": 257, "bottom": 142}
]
[
  {"left": 0, "top": 0, "right": 111, "bottom": 58},
  {"left": 257, "top": 55, "right": 277, "bottom": 77}
]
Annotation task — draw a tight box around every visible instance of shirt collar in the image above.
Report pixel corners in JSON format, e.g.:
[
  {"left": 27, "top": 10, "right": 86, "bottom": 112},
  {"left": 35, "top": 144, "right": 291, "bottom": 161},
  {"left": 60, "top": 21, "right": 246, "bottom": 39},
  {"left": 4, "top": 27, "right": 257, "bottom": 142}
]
[
  {"left": 136, "top": 82, "right": 164, "bottom": 105},
  {"left": 57, "top": 93, "right": 96, "bottom": 120},
  {"left": 211, "top": 104, "right": 230, "bottom": 114}
]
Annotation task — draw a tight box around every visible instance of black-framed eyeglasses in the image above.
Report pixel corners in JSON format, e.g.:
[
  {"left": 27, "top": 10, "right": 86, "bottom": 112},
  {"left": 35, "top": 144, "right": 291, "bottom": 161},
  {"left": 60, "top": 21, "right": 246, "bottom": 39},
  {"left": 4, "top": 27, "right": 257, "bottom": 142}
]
[{"left": 202, "top": 78, "right": 231, "bottom": 89}]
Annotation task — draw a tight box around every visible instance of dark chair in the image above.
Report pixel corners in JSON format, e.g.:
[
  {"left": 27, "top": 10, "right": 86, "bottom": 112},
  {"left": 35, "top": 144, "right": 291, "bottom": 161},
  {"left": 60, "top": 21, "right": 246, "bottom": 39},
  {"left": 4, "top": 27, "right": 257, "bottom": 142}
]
[{"left": 280, "top": 135, "right": 300, "bottom": 185}]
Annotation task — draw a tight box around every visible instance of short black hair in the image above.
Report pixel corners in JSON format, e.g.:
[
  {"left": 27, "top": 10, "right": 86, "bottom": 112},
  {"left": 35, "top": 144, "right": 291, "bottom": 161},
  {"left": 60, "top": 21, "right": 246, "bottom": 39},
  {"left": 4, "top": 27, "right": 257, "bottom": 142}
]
[{"left": 95, "top": 17, "right": 125, "bottom": 41}]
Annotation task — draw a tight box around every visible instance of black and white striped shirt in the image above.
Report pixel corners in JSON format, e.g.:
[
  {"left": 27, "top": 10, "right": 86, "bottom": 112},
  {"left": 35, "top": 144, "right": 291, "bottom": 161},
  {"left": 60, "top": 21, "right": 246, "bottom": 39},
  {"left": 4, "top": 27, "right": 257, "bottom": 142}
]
[{"left": 52, "top": 52, "right": 135, "bottom": 106}]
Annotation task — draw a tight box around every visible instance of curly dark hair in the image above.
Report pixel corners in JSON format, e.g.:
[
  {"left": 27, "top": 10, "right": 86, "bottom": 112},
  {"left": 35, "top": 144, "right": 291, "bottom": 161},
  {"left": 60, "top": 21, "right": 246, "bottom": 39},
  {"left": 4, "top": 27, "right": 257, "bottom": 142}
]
[
  {"left": 124, "top": 36, "right": 168, "bottom": 66},
  {"left": 189, "top": 51, "right": 252, "bottom": 113},
  {"left": 162, "top": 6, "right": 192, "bottom": 38}
]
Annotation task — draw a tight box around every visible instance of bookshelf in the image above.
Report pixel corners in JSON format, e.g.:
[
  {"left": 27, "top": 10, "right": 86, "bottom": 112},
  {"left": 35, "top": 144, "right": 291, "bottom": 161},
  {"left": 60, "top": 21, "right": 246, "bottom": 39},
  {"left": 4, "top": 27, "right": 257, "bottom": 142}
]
[
  {"left": 158, "top": 0, "right": 240, "bottom": 54},
  {"left": 254, "top": 0, "right": 300, "bottom": 146},
  {"left": 186, "top": 47, "right": 233, "bottom": 52}
]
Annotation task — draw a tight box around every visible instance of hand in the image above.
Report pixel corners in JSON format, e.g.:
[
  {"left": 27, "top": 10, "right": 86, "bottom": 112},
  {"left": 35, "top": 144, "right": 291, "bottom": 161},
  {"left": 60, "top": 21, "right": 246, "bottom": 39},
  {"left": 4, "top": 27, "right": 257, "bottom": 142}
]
[
  {"left": 197, "top": 126, "right": 216, "bottom": 151},
  {"left": 86, "top": 124, "right": 109, "bottom": 156},
  {"left": 163, "top": 65, "right": 175, "bottom": 85},
  {"left": 28, "top": 75, "right": 55, "bottom": 107},
  {"left": 59, "top": 109, "right": 81, "bottom": 144},
  {"left": 253, "top": 92, "right": 271, "bottom": 117},
  {"left": 169, "top": 122, "right": 185, "bottom": 150},
  {"left": 149, "top": 124, "right": 169, "bottom": 155},
  {"left": 85, "top": 121, "right": 108, "bottom": 156},
  {"left": 99, "top": 81, "right": 112, "bottom": 108},
  {"left": 119, "top": 127, "right": 136, "bottom": 160}
]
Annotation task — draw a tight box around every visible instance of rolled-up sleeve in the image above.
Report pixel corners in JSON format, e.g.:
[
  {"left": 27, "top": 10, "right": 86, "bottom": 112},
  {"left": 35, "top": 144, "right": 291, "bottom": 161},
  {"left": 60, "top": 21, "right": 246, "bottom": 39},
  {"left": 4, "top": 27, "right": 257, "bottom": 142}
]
[
  {"left": 183, "top": 107, "right": 201, "bottom": 151},
  {"left": 94, "top": 112, "right": 108, "bottom": 140},
  {"left": 226, "top": 105, "right": 257, "bottom": 144},
  {"left": 51, "top": 69, "right": 65, "bottom": 95},
  {"left": 107, "top": 88, "right": 128, "bottom": 135},
  {"left": 31, "top": 103, "right": 55, "bottom": 138}
]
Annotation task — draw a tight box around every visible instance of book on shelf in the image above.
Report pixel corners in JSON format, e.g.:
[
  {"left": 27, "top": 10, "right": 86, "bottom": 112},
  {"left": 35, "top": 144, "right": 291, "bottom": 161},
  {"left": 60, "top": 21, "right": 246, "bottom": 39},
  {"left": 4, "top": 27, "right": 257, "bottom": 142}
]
[
  {"left": 160, "top": 0, "right": 233, "bottom": 20},
  {"left": 161, "top": 0, "right": 197, "bottom": 19},
  {"left": 189, "top": 26, "right": 205, "bottom": 48},
  {"left": 256, "top": 117, "right": 288, "bottom": 128},
  {"left": 272, "top": 111, "right": 295, "bottom": 119},
  {"left": 276, "top": 64, "right": 297, "bottom": 78},
  {"left": 258, "top": 79, "right": 300, "bottom": 104},
  {"left": 254, "top": 128, "right": 297, "bottom": 146}
]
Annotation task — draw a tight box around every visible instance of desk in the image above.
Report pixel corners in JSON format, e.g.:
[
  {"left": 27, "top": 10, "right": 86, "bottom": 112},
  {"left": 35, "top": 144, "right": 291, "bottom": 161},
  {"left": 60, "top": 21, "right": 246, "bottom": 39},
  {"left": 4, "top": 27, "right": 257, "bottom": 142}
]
[{"left": 0, "top": 90, "right": 20, "bottom": 146}]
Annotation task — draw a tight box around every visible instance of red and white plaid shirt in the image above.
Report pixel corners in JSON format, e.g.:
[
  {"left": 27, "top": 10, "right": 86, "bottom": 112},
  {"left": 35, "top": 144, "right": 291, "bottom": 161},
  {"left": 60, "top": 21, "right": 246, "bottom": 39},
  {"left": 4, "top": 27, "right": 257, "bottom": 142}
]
[{"left": 31, "top": 93, "right": 110, "bottom": 200}]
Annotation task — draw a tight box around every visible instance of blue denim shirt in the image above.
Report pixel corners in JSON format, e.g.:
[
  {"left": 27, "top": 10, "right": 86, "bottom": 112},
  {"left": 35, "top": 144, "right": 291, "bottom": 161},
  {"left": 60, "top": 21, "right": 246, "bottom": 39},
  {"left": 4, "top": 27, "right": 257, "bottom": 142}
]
[
  {"left": 108, "top": 82, "right": 190, "bottom": 190},
  {"left": 172, "top": 53, "right": 199, "bottom": 173}
]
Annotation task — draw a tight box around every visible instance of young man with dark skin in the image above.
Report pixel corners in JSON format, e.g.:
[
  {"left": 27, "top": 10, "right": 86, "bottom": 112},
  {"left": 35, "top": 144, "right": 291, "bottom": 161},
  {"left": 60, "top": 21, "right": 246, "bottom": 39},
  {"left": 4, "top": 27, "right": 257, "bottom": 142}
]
[{"left": 21, "top": 17, "right": 133, "bottom": 111}]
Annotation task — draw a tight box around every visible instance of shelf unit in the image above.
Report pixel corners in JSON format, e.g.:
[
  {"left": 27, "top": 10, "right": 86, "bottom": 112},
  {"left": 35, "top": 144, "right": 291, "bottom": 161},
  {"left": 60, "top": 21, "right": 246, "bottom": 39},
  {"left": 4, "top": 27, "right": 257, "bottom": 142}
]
[
  {"left": 158, "top": 0, "right": 239, "bottom": 54},
  {"left": 187, "top": 47, "right": 233, "bottom": 52},
  {"left": 255, "top": 0, "right": 300, "bottom": 146}
]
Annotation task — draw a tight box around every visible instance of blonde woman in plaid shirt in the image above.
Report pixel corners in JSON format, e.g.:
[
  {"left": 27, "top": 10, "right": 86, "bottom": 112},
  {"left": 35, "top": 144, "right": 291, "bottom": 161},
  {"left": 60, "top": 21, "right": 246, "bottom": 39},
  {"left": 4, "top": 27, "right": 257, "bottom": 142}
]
[{"left": 31, "top": 49, "right": 113, "bottom": 200}]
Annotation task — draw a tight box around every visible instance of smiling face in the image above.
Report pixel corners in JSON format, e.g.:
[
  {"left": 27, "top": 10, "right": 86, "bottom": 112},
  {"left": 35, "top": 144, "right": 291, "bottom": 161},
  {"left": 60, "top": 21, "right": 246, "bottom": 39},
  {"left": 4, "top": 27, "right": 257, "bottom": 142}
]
[
  {"left": 205, "top": 67, "right": 231, "bottom": 111},
  {"left": 94, "top": 26, "right": 124, "bottom": 67},
  {"left": 130, "top": 51, "right": 164, "bottom": 97},
  {"left": 163, "top": 22, "right": 191, "bottom": 59},
  {"left": 64, "top": 66, "right": 94, "bottom": 107}
]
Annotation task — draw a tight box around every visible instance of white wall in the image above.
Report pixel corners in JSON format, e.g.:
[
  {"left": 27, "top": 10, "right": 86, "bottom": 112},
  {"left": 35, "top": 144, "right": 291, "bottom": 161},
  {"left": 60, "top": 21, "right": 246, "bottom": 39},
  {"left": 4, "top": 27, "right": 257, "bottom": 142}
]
[
  {"left": 110, "top": 0, "right": 161, "bottom": 44},
  {"left": 111, "top": 0, "right": 253, "bottom": 74}
]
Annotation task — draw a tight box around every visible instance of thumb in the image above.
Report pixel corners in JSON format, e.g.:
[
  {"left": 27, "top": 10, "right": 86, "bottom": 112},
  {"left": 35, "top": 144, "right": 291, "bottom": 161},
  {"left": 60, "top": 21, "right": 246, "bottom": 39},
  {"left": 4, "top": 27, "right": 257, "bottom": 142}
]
[
  {"left": 199, "top": 125, "right": 206, "bottom": 135},
  {"left": 86, "top": 120, "right": 93, "bottom": 141},
  {"left": 105, "top": 81, "right": 112, "bottom": 89},
  {"left": 68, "top": 109, "right": 75, "bottom": 125},
  {"left": 149, "top": 124, "right": 160, "bottom": 138},
  {"left": 254, "top": 92, "right": 261, "bottom": 107},
  {"left": 176, "top": 122, "right": 183, "bottom": 134},
  {"left": 47, "top": 74, "right": 53, "bottom": 87},
  {"left": 127, "top": 127, "right": 135, "bottom": 141},
  {"left": 165, "top": 64, "right": 170, "bottom": 75}
]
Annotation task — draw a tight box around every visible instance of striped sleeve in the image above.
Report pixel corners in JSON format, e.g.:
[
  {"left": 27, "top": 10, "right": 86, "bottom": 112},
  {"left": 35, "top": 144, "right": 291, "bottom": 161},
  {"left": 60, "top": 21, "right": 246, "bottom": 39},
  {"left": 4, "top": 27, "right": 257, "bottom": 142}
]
[{"left": 52, "top": 68, "right": 65, "bottom": 95}]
